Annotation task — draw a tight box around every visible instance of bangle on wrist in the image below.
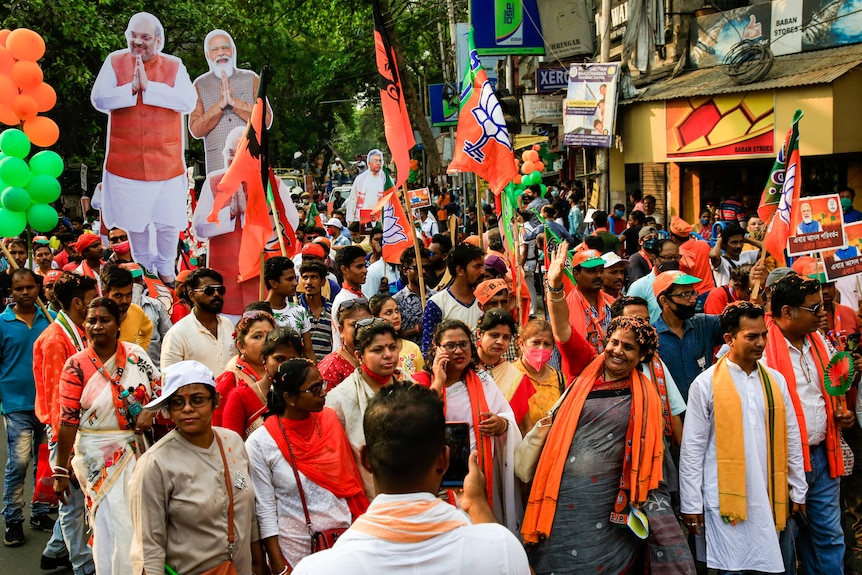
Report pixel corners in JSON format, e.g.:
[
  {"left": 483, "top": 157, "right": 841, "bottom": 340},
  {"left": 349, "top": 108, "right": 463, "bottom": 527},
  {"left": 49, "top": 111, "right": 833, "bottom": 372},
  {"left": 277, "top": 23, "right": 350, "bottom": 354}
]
[
  {"left": 277, "top": 566, "right": 289, "bottom": 575},
  {"left": 546, "top": 282, "right": 564, "bottom": 293},
  {"left": 548, "top": 293, "right": 566, "bottom": 303}
]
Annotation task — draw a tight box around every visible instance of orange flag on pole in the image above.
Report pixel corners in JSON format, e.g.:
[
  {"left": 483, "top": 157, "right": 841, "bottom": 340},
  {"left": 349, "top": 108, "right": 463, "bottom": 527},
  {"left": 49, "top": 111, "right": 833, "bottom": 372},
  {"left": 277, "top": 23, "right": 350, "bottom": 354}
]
[
  {"left": 372, "top": 0, "right": 415, "bottom": 190},
  {"left": 447, "top": 30, "right": 518, "bottom": 194},
  {"left": 372, "top": 171, "right": 412, "bottom": 265}
]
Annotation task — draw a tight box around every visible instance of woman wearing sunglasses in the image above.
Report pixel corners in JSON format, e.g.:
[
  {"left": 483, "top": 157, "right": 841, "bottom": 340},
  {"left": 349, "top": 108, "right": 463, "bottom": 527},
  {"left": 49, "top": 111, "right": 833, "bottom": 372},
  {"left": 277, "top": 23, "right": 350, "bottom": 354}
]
[
  {"left": 368, "top": 293, "right": 424, "bottom": 377},
  {"left": 130, "top": 360, "right": 256, "bottom": 575},
  {"left": 246, "top": 359, "right": 368, "bottom": 574},
  {"left": 220, "top": 326, "right": 305, "bottom": 439},
  {"left": 54, "top": 297, "right": 160, "bottom": 575},
  {"left": 413, "top": 319, "right": 522, "bottom": 534},
  {"left": 326, "top": 319, "right": 405, "bottom": 499},
  {"left": 318, "top": 298, "right": 371, "bottom": 391}
]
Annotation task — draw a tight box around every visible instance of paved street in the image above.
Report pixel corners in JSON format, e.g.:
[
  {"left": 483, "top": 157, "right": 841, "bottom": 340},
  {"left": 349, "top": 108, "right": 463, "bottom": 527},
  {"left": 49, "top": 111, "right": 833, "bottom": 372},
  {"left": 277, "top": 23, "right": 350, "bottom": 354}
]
[{"left": 0, "top": 422, "right": 70, "bottom": 575}]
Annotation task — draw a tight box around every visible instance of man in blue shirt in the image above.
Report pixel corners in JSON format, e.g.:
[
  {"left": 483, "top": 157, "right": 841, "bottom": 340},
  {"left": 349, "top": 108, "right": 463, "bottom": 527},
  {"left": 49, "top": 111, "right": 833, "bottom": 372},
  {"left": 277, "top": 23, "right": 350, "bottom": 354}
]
[
  {"left": 651, "top": 270, "right": 722, "bottom": 401},
  {"left": 1, "top": 269, "right": 54, "bottom": 546},
  {"left": 840, "top": 187, "right": 862, "bottom": 223}
]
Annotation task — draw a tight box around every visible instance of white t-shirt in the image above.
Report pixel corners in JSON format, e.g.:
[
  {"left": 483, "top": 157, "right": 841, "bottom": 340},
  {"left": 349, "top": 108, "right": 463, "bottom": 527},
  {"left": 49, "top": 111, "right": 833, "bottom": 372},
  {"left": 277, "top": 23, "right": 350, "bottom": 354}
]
[
  {"left": 711, "top": 249, "right": 758, "bottom": 287},
  {"left": 271, "top": 302, "right": 312, "bottom": 334}
]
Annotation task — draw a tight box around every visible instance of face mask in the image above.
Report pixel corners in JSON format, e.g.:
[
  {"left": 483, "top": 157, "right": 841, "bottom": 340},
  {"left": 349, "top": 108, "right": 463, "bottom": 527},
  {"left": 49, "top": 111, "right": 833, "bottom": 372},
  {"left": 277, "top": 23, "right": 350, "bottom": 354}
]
[
  {"left": 643, "top": 238, "right": 657, "bottom": 252},
  {"left": 700, "top": 218, "right": 709, "bottom": 225},
  {"left": 615, "top": 209, "right": 625, "bottom": 218},
  {"left": 523, "top": 347, "right": 553, "bottom": 371},
  {"left": 112, "top": 240, "right": 131, "bottom": 255},
  {"left": 657, "top": 260, "right": 680, "bottom": 272},
  {"left": 671, "top": 302, "right": 697, "bottom": 321},
  {"left": 842, "top": 197, "right": 853, "bottom": 210}
]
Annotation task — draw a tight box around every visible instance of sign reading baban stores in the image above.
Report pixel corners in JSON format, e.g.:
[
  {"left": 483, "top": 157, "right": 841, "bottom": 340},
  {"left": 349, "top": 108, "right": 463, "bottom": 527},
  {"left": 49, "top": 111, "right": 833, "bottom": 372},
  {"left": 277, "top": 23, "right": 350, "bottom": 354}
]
[{"left": 665, "top": 92, "right": 775, "bottom": 160}]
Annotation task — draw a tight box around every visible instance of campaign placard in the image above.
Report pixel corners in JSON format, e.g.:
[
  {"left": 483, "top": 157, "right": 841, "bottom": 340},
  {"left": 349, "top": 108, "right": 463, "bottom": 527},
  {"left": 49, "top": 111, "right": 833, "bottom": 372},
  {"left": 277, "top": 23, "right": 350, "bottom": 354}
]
[
  {"left": 786, "top": 193, "right": 846, "bottom": 256},
  {"left": 406, "top": 187, "right": 431, "bottom": 209},
  {"left": 823, "top": 221, "right": 862, "bottom": 281}
]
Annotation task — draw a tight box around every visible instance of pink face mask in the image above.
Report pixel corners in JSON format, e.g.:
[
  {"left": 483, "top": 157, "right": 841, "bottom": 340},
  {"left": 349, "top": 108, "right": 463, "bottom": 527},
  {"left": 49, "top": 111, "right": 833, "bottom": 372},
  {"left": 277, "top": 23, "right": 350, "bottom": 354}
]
[
  {"left": 112, "top": 240, "right": 131, "bottom": 255},
  {"left": 523, "top": 347, "right": 552, "bottom": 371}
]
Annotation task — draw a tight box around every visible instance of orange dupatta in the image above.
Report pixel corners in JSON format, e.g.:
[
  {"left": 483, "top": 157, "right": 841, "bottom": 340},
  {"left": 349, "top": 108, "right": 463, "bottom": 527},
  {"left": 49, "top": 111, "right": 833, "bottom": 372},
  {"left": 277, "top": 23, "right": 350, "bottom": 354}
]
[
  {"left": 522, "top": 354, "right": 664, "bottom": 544},
  {"left": 764, "top": 316, "right": 845, "bottom": 477}
]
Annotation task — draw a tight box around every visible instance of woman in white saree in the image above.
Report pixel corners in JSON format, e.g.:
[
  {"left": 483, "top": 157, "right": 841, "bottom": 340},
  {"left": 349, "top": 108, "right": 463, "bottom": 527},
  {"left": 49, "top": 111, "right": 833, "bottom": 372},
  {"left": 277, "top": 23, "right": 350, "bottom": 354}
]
[{"left": 53, "top": 297, "right": 160, "bottom": 575}]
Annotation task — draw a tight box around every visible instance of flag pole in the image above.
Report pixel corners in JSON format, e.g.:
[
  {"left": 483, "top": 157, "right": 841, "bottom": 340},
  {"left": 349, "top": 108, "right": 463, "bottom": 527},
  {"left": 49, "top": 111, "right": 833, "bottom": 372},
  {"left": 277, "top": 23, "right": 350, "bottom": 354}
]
[
  {"left": 259, "top": 251, "right": 266, "bottom": 301},
  {"left": 401, "top": 183, "right": 427, "bottom": 306},
  {"left": 749, "top": 210, "right": 776, "bottom": 301},
  {"left": 476, "top": 180, "right": 484, "bottom": 252},
  {"left": 512, "top": 218, "right": 523, "bottom": 323},
  {"left": 256, "top": 65, "right": 288, "bottom": 258},
  {"left": 266, "top": 173, "right": 288, "bottom": 257}
]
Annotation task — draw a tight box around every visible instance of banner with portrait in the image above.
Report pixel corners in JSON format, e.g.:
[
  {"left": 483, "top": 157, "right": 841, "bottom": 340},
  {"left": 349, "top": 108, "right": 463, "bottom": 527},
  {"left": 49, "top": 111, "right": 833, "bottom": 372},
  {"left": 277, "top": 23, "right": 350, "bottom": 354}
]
[
  {"left": 823, "top": 221, "right": 862, "bottom": 281},
  {"left": 787, "top": 193, "right": 847, "bottom": 256}
]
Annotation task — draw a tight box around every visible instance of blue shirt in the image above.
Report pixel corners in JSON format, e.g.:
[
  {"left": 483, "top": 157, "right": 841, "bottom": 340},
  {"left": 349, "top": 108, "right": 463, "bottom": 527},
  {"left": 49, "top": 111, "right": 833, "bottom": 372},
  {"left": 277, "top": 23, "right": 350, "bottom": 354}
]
[
  {"left": 0, "top": 305, "right": 54, "bottom": 414},
  {"left": 845, "top": 208, "right": 862, "bottom": 223},
  {"left": 627, "top": 270, "right": 661, "bottom": 322},
  {"left": 653, "top": 313, "right": 722, "bottom": 402}
]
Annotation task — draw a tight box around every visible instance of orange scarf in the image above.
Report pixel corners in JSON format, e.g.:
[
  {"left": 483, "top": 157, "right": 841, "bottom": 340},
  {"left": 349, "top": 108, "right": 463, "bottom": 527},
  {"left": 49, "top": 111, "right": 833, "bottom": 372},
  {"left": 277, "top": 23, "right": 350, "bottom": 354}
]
[
  {"left": 350, "top": 497, "right": 468, "bottom": 543},
  {"left": 567, "top": 288, "right": 614, "bottom": 352},
  {"left": 264, "top": 409, "right": 369, "bottom": 518},
  {"left": 442, "top": 370, "right": 495, "bottom": 509},
  {"left": 764, "top": 316, "right": 845, "bottom": 478},
  {"left": 522, "top": 354, "right": 664, "bottom": 544}
]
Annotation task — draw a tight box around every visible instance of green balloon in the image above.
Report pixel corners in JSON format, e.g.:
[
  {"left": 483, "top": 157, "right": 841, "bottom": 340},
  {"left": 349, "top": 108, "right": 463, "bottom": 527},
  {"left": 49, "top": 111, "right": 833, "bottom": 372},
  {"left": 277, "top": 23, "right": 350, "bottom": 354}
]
[
  {"left": 0, "top": 129, "right": 31, "bottom": 159},
  {"left": 0, "top": 157, "right": 30, "bottom": 188},
  {"left": 540, "top": 184, "right": 548, "bottom": 196},
  {"left": 28, "top": 151, "right": 64, "bottom": 178},
  {"left": 0, "top": 208, "right": 26, "bottom": 237},
  {"left": 530, "top": 172, "right": 543, "bottom": 186},
  {"left": 1, "top": 186, "right": 31, "bottom": 212},
  {"left": 26, "top": 203, "right": 59, "bottom": 233},
  {"left": 26, "top": 174, "right": 61, "bottom": 204}
]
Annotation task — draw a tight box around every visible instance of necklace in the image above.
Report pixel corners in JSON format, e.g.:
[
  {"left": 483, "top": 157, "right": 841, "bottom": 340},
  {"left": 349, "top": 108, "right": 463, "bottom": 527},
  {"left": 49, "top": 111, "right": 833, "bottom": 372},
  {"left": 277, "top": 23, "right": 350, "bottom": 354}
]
[{"left": 339, "top": 347, "right": 359, "bottom": 367}]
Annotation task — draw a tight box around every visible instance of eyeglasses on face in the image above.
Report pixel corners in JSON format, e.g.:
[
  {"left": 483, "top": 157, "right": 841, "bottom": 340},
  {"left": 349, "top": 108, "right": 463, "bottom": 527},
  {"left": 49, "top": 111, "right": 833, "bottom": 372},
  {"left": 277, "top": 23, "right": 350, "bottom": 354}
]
[
  {"left": 193, "top": 285, "right": 226, "bottom": 296},
  {"left": 438, "top": 341, "right": 470, "bottom": 353},
  {"left": 668, "top": 290, "right": 698, "bottom": 301},
  {"left": 168, "top": 394, "right": 212, "bottom": 410},
  {"left": 109, "top": 235, "right": 128, "bottom": 243},
  {"left": 797, "top": 303, "right": 823, "bottom": 315},
  {"left": 297, "top": 383, "right": 325, "bottom": 397}
]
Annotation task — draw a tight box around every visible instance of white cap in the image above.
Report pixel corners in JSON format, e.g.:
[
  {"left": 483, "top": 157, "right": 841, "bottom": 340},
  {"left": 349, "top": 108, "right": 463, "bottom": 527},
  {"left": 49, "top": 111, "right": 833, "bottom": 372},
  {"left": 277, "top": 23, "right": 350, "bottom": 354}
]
[
  {"left": 601, "top": 252, "right": 629, "bottom": 268},
  {"left": 144, "top": 360, "right": 216, "bottom": 410},
  {"left": 325, "top": 217, "right": 343, "bottom": 229}
]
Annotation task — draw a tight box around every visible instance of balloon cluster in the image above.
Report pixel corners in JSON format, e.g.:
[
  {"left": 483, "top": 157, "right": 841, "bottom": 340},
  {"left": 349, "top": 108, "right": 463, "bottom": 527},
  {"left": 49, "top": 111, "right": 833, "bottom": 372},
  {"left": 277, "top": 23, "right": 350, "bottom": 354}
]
[
  {"left": 0, "top": 28, "right": 59, "bottom": 147},
  {"left": 0, "top": 128, "right": 63, "bottom": 235},
  {"left": 509, "top": 145, "right": 547, "bottom": 195}
]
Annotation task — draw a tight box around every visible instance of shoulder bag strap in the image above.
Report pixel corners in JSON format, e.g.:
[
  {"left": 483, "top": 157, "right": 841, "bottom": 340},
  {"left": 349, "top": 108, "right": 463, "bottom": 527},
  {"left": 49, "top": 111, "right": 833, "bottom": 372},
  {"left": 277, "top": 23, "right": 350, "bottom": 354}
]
[
  {"left": 213, "top": 433, "right": 235, "bottom": 560},
  {"left": 277, "top": 417, "right": 315, "bottom": 542}
]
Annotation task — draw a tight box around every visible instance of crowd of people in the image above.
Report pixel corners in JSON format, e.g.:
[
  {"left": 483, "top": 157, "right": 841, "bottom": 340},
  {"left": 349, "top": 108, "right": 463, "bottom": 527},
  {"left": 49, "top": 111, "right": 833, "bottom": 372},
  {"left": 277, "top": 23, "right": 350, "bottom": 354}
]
[{"left": 3, "top": 171, "right": 862, "bottom": 575}]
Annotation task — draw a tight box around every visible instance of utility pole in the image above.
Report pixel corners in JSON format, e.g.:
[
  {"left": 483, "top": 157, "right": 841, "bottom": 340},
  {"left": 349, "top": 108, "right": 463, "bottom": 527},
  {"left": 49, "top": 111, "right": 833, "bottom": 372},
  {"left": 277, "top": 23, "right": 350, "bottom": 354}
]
[{"left": 598, "top": 0, "right": 611, "bottom": 210}]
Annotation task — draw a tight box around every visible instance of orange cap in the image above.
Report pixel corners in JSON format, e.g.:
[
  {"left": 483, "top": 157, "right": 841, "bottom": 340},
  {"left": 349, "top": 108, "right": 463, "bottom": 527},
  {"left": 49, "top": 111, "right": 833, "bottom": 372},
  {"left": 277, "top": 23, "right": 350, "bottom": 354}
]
[
  {"left": 571, "top": 249, "right": 604, "bottom": 269},
  {"left": 653, "top": 270, "right": 701, "bottom": 298},
  {"left": 473, "top": 278, "right": 509, "bottom": 305},
  {"left": 669, "top": 216, "right": 693, "bottom": 237}
]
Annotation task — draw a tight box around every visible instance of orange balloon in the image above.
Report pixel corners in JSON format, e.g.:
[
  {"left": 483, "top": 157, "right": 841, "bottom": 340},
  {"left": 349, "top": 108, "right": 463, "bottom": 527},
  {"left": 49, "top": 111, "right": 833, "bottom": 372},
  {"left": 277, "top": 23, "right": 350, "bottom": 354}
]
[
  {"left": 514, "top": 158, "right": 520, "bottom": 166},
  {"left": 525, "top": 150, "right": 540, "bottom": 163},
  {"left": 0, "top": 104, "right": 18, "bottom": 126},
  {"left": 11, "top": 94, "right": 37, "bottom": 121},
  {"left": 521, "top": 160, "right": 536, "bottom": 174},
  {"left": 0, "top": 47, "right": 12, "bottom": 76},
  {"left": 532, "top": 144, "right": 541, "bottom": 151},
  {"left": 23, "top": 116, "right": 58, "bottom": 147},
  {"left": 535, "top": 161, "right": 545, "bottom": 173},
  {"left": 0, "top": 75, "right": 16, "bottom": 106},
  {"left": 6, "top": 29, "right": 46, "bottom": 62},
  {"left": 10, "top": 61, "right": 42, "bottom": 91},
  {"left": 22, "top": 83, "right": 55, "bottom": 112},
  {"left": 514, "top": 174, "right": 522, "bottom": 184},
  {"left": 0, "top": 30, "right": 10, "bottom": 48}
]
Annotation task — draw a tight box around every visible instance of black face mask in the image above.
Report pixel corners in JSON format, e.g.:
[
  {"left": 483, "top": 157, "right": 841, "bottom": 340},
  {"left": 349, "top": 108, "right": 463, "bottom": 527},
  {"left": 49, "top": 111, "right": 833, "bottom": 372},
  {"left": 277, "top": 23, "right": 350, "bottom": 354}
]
[
  {"left": 657, "top": 261, "right": 680, "bottom": 272},
  {"left": 671, "top": 302, "right": 696, "bottom": 321},
  {"left": 643, "top": 238, "right": 657, "bottom": 252}
]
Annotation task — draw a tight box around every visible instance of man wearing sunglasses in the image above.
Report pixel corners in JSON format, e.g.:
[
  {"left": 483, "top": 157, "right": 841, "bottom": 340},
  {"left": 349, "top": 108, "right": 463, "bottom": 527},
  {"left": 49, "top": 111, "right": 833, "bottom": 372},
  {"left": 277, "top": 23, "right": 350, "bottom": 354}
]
[
  {"left": 161, "top": 268, "right": 236, "bottom": 375},
  {"left": 765, "top": 273, "right": 860, "bottom": 575},
  {"left": 653, "top": 270, "right": 723, "bottom": 402}
]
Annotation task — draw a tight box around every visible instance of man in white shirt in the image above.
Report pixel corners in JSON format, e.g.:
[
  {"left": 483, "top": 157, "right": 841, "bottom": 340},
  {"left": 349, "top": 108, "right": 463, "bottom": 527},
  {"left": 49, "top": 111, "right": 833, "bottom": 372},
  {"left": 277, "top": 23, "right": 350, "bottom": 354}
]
[
  {"left": 161, "top": 268, "right": 236, "bottom": 374},
  {"left": 344, "top": 149, "right": 387, "bottom": 222},
  {"left": 764, "top": 273, "right": 857, "bottom": 575},
  {"left": 293, "top": 382, "right": 529, "bottom": 575},
  {"left": 681, "top": 301, "right": 806, "bottom": 574},
  {"left": 709, "top": 223, "right": 760, "bottom": 288}
]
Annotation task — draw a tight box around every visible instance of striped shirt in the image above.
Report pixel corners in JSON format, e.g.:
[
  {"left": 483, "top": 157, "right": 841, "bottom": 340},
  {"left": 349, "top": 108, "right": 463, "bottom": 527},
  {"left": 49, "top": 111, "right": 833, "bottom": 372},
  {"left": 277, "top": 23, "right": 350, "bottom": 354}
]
[{"left": 298, "top": 294, "right": 333, "bottom": 361}]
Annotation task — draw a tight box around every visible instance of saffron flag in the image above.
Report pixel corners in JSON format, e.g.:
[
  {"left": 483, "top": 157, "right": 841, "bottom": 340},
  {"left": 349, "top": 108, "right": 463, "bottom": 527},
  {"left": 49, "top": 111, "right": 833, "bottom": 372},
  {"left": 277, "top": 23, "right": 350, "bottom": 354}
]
[
  {"left": 371, "top": 170, "right": 412, "bottom": 264},
  {"left": 372, "top": 0, "right": 415, "bottom": 190},
  {"left": 265, "top": 171, "right": 300, "bottom": 259},
  {"left": 760, "top": 110, "right": 803, "bottom": 267},
  {"left": 447, "top": 31, "right": 518, "bottom": 195},
  {"left": 534, "top": 208, "right": 576, "bottom": 294},
  {"left": 500, "top": 186, "right": 531, "bottom": 324},
  {"left": 305, "top": 200, "right": 324, "bottom": 228}
]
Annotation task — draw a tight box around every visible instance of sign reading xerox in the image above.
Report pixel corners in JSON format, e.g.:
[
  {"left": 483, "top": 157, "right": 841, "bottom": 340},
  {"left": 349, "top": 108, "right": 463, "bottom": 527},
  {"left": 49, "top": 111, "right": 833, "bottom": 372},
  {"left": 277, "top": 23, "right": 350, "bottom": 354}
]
[{"left": 536, "top": 68, "right": 568, "bottom": 93}]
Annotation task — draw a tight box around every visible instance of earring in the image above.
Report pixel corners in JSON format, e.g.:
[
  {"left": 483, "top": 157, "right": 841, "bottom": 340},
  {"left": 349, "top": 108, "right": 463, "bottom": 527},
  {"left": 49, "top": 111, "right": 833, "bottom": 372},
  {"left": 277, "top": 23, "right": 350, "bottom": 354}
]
[{"left": 290, "top": 402, "right": 295, "bottom": 407}]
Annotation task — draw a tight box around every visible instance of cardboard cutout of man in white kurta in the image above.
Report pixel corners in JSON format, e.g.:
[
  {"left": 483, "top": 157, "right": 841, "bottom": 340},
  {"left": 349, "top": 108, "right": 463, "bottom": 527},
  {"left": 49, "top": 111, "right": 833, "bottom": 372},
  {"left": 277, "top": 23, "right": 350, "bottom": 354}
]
[
  {"left": 91, "top": 12, "right": 197, "bottom": 283},
  {"left": 189, "top": 29, "right": 273, "bottom": 174},
  {"left": 343, "top": 149, "right": 387, "bottom": 222},
  {"left": 192, "top": 127, "right": 299, "bottom": 316}
]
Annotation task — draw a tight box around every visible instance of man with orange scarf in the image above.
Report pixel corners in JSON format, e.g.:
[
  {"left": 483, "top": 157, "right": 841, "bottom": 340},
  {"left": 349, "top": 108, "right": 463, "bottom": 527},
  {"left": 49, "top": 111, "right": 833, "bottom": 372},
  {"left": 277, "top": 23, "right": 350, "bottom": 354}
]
[
  {"left": 680, "top": 301, "right": 806, "bottom": 573},
  {"left": 565, "top": 249, "right": 615, "bottom": 353},
  {"left": 765, "top": 273, "right": 857, "bottom": 574},
  {"left": 293, "top": 382, "right": 529, "bottom": 574}
]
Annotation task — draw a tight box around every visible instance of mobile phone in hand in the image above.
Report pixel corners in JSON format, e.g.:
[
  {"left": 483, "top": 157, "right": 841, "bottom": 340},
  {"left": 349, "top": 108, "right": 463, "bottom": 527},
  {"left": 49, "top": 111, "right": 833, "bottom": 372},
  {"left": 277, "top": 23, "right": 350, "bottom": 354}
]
[{"left": 442, "top": 422, "right": 470, "bottom": 488}]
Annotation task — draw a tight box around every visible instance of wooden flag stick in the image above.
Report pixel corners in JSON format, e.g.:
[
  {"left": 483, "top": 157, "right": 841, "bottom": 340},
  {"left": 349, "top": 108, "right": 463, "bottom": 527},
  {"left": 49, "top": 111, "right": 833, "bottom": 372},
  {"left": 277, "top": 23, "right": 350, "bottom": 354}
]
[
  {"left": 749, "top": 211, "right": 776, "bottom": 301},
  {"left": 476, "top": 189, "right": 484, "bottom": 252},
  {"left": 259, "top": 251, "right": 266, "bottom": 301},
  {"left": 0, "top": 240, "right": 53, "bottom": 322},
  {"left": 449, "top": 214, "right": 457, "bottom": 246},
  {"left": 401, "top": 184, "right": 427, "bottom": 307}
]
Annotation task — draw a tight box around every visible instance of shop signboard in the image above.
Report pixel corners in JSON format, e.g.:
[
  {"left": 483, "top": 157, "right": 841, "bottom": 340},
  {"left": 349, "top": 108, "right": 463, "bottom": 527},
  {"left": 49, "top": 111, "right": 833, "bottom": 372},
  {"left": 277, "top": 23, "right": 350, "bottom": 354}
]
[
  {"left": 665, "top": 93, "right": 775, "bottom": 160},
  {"left": 536, "top": 0, "right": 594, "bottom": 58},
  {"left": 524, "top": 94, "right": 564, "bottom": 124},
  {"left": 787, "top": 193, "right": 847, "bottom": 256},
  {"left": 470, "top": 0, "right": 546, "bottom": 55},
  {"left": 563, "top": 63, "right": 619, "bottom": 148},
  {"left": 536, "top": 67, "right": 569, "bottom": 93},
  {"left": 429, "top": 84, "right": 460, "bottom": 127}
]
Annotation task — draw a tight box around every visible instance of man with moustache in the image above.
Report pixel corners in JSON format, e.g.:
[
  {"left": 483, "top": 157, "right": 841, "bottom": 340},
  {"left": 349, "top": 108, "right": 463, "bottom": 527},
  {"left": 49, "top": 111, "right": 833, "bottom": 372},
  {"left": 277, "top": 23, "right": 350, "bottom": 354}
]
[
  {"left": 161, "top": 268, "right": 236, "bottom": 374},
  {"left": 564, "top": 249, "right": 615, "bottom": 353},
  {"left": 91, "top": 12, "right": 197, "bottom": 284},
  {"left": 189, "top": 29, "right": 273, "bottom": 174}
]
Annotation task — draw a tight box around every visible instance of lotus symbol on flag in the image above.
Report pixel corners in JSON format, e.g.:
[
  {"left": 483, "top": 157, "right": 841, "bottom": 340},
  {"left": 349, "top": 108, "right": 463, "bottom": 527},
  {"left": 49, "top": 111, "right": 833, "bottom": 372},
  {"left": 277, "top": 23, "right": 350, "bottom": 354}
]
[
  {"left": 382, "top": 202, "right": 407, "bottom": 246},
  {"left": 463, "top": 80, "right": 511, "bottom": 163}
]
